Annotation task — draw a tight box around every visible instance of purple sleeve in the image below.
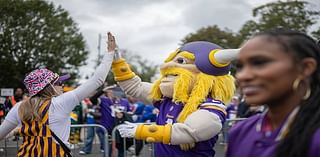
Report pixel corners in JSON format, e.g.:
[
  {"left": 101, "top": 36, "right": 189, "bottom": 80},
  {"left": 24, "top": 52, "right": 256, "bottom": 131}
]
[
  {"left": 309, "top": 129, "right": 320, "bottom": 157},
  {"left": 125, "top": 100, "right": 131, "bottom": 112},
  {"left": 200, "top": 107, "right": 226, "bottom": 123}
]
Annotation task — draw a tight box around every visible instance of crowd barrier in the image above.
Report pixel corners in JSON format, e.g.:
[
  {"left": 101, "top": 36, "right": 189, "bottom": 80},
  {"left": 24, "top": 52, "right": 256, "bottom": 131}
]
[
  {"left": 0, "top": 134, "right": 20, "bottom": 157},
  {"left": 70, "top": 124, "right": 109, "bottom": 157},
  {"left": 111, "top": 124, "right": 155, "bottom": 157},
  {"left": 0, "top": 119, "right": 246, "bottom": 157},
  {"left": 0, "top": 124, "right": 109, "bottom": 157}
]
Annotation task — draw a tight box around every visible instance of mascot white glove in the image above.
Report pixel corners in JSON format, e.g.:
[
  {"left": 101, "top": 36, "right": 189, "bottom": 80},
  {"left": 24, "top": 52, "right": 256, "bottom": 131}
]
[{"left": 117, "top": 121, "right": 137, "bottom": 138}]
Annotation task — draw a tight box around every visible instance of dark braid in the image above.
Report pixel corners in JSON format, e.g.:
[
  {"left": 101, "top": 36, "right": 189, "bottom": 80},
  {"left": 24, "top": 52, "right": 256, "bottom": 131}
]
[{"left": 256, "top": 28, "right": 320, "bottom": 157}]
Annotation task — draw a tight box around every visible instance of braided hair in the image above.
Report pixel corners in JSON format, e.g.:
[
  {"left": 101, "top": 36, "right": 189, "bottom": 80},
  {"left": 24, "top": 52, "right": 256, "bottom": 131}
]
[{"left": 255, "top": 28, "right": 320, "bottom": 157}]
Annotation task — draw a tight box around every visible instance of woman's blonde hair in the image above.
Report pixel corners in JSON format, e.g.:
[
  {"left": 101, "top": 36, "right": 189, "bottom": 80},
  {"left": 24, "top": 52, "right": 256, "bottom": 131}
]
[{"left": 18, "top": 85, "right": 57, "bottom": 122}]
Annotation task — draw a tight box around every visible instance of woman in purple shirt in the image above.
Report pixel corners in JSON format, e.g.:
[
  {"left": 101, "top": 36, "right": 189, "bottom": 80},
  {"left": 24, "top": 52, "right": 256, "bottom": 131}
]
[{"left": 227, "top": 28, "right": 320, "bottom": 157}]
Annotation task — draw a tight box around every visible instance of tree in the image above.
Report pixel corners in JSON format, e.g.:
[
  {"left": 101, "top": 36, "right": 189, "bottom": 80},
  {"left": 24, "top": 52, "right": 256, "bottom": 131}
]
[
  {"left": 239, "top": 1, "right": 320, "bottom": 40},
  {"left": 311, "top": 28, "right": 320, "bottom": 41},
  {"left": 182, "top": 25, "right": 242, "bottom": 48},
  {"left": 0, "top": 0, "right": 88, "bottom": 88},
  {"left": 105, "top": 49, "right": 159, "bottom": 85}
]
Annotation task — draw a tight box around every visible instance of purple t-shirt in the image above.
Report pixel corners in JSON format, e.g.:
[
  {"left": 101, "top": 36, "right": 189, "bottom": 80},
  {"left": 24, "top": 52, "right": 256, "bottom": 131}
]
[
  {"left": 227, "top": 114, "right": 320, "bottom": 157},
  {"left": 99, "top": 96, "right": 131, "bottom": 133},
  {"left": 154, "top": 97, "right": 226, "bottom": 157}
]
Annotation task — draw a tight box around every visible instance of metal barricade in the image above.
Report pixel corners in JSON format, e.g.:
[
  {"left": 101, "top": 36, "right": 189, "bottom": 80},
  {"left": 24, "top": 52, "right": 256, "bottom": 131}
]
[
  {"left": 221, "top": 118, "right": 247, "bottom": 144},
  {"left": 0, "top": 124, "right": 109, "bottom": 157},
  {"left": 111, "top": 124, "right": 155, "bottom": 157},
  {"left": 70, "top": 124, "right": 109, "bottom": 157},
  {"left": 0, "top": 134, "right": 21, "bottom": 157}
]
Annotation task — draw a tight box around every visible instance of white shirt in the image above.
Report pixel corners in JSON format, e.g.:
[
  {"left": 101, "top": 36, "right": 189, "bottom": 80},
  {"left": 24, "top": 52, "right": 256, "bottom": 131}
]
[{"left": 0, "top": 52, "right": 114, "bottom": 145}]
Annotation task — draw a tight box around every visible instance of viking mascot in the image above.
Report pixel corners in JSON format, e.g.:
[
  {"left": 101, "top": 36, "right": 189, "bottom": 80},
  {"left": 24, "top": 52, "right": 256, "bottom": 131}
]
[{"left": 112, "top": 41, "right": 239, "bottom": 157}]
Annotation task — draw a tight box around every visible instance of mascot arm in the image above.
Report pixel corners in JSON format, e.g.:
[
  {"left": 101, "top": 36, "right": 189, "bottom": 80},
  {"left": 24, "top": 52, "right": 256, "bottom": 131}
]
[
  {"left": 117, "top": 76, "right": 153, "bottom": 104},
  {"left": 112, "top": 58, "right": 153, "bottom": 104},
  {"left": 135, "top": 123, "right": 172, "bottom": 144},
  {"left": 170, "top": 109, "right": 223, "bottom": 145},
  {"left": 134, "top": 109, "right": 223, "bottom": 145},
  {"left": 112, "top": 58, "right": 136, "bottom": 81}
]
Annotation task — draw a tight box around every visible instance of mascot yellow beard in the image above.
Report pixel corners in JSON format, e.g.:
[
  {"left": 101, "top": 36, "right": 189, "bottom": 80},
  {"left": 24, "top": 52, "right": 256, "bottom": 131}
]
[
  {"left": 112, "top": 41, "right": 239, "bottom": 155},
  {"left": 150, "top": 50, "right": 235, "bottom": 123}
]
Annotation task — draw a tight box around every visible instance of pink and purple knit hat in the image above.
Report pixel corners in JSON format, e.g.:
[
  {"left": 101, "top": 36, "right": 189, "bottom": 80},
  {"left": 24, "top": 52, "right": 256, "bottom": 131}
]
[{"left": 24, "top": 68, "right": 70, "bottom": 96}]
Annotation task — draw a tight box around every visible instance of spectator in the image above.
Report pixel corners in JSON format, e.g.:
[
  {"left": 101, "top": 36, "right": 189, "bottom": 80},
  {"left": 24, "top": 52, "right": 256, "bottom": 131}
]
[
  {"left": 237, "top": 99, "right": 249, "bottom": 118},
  {"left": 4, "top": 88, "right": 25, "bottom": 114},
  {"left": 0, "top": 32, "right": 115, "bottom": 156},
  {"left": 80, "top": 98, "right": 103, "bottom": 155},
  {"left": 137, "top": 104, "right": 158, "bottom": 123},
  {"left": 127, "top": 96, "right": 145, "bottom": 122},
  {"left": 6, "top": 88, "right": 27, "bottom": 141},
  {"left": 0, "top": 102, "right": 5, "bottom": 125},
  {"left": 113, "top": 107, "right": 133, "bottom": 157},
  {"left": 227, "top": 28, "right": 320, "bottom": 157},
  {"left": 226, "top": 96, "right": 240, "bottom": 119},
  {"left": 69, "top": 103, "right": 83, "bottom": 145}
]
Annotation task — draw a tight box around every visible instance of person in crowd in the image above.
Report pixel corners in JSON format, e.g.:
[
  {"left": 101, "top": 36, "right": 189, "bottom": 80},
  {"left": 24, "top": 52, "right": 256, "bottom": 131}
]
[
  {"left": 113, "top": 41, "right": 238, "bottom": 156},
  {"left": 4, "top": 88, "right": 27, "bottom": 141},
  {"left": 222, "top": 96, "right": 240, "bottom": 144},
  {"left": 79, "top": 84, "right": 119, "bottom": 155},
  {"left": 127, "top": 96, "right": 145, "bottom": 122},
  {"left": 80, "top": 98, "right": 103, "bottom": 155},
  {"left": 226, "top": 96, "right": 240, "bottom": 119},
  {"left": 236, "top": 98, "right": 250, "bottom": 118},
  {"left": 0, "top": 32, "right": 115, "bottom": 156},
  {"left": 0, "top": 102, "right": 5, "bottom": 125},
  {"left": 113, "top": 107, "right": 134, "bottom": 157},
  {"left": 227, "top": 28, "right": 320, "bottom": 157},
  {"left": 98, "top": 88, "right": 131, "bottom": 135},
  {"left": 69, "top": 103, "right": 83, "bottom": 145},
  {"left": 94, "top": 88, "right": 125, "bottom": 153},
  {"left": 4, "top": 88, "right": 25, "bottom": 113},
  {"left": 136, "top": 104, "right": 158, "bottom": 123}
]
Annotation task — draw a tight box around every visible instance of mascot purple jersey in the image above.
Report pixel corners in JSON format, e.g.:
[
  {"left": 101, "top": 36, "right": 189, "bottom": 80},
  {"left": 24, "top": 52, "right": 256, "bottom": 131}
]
[
  {"left": 154, "top": 97, "right": 226, "bottom": 156},
  {"left": 111, "top": 41, "right": 238, "bottom": 156}
]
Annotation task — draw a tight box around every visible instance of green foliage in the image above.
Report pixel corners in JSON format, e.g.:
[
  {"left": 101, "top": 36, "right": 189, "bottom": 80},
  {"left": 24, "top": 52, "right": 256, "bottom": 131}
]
[
  {"left": 239, "top": 1, "right": 320, "bottom": 39},
  {"left": 181, "top": 0, "right": 320, "bottom": 76},
  {"left": 182, "top": 25, "right": 242, "bottom": 48},
  {"left": 0, "top": 0, "right": 88, "bottom": 88},
  {"left": 311, "top": 28, "right": 320, "bottom": 41}
]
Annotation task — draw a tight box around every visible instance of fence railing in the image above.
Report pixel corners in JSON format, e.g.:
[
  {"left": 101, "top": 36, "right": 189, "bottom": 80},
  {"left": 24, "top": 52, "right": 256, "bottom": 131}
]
[
  {"left": 70, "top": 124, "right": 109, "bottom": 157},
  {"left": 111, "top": 123, "right": 155, "bottom": 157},
  {"left": 0, "top": 119, "right": 247, "bottom": 157}
]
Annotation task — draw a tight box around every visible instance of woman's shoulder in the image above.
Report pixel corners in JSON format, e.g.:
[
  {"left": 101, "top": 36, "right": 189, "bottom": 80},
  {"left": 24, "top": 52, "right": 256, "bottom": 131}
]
[
  {"left": 229, "top": 114, "right": 261, "bottom": 136},
  {"left": 309, "top": 129, "right": 320, "bottom": 157}
]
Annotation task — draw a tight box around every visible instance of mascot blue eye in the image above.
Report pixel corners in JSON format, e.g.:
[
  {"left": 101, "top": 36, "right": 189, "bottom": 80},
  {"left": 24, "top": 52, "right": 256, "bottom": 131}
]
[{"left": 176, "top": 57, "right": 187, "bottom": 64}]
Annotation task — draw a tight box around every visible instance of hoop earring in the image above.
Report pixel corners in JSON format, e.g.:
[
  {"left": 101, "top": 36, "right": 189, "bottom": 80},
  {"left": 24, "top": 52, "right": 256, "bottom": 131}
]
[
  {"left": 303, "top": 86, "right": 311, "bottom": 100},
  {"left": 292, "top": 78, "right": 301, "bottom": 91}
]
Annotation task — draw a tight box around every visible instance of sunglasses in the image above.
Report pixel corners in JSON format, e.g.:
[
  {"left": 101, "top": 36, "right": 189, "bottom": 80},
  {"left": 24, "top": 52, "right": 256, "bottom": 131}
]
[{"left": 54, "top": 81, "right": 64, "bottom": 87}]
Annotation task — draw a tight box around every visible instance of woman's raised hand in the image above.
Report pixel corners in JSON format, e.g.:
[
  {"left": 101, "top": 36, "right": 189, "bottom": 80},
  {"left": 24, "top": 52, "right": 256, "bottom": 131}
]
[{"left": 107, "top": 32, "right": 116, "bottom": 52}]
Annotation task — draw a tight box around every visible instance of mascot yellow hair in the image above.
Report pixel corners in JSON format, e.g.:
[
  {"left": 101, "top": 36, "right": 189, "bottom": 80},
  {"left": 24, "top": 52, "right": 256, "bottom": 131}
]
[{"left": 150, "top": 45, "right": 235, "bottom": 122}]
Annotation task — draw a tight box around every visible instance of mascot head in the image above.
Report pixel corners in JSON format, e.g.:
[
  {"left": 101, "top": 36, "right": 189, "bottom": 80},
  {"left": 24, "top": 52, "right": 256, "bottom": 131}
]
[{"left": 150, "top": 41, "right": 239, "bottom": 122}]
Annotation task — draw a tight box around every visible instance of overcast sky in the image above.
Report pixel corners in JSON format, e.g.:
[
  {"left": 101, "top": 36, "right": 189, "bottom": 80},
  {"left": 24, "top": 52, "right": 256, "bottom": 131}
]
[{"left": 49, "top": 0, "right": 319, "bottom": 81}]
